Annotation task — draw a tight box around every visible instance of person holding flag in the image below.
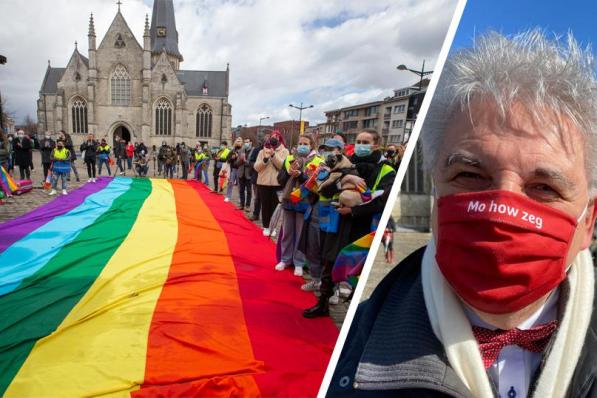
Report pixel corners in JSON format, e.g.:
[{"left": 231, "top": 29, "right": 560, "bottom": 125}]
[
  {"left": 80, "top": 133, "right": 99, "bottom": 183},
  {"left": 97, "top": 139, "right": 112, "bottom": 176}
]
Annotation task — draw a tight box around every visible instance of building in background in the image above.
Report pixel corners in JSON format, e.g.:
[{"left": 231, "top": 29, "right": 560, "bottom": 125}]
[
  {"left": 322, "top": 79, "right": 429, "bottom": 145},
  {"left": 37, "top": 0, "right": 232, "bottom": 148}
]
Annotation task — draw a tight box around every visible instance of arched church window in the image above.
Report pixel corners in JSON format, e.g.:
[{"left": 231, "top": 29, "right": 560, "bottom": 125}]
[
  {"left": 155, "top": 98, "right": 173, "bottom": 136},
  {"left": 71, "top": 96, "right": 88, "bottom": 134},
  {"left": 196, "top": 104, "right": 213, "bottom": 138},
  {"left": 111, "top": 65, "right": 130, "bottom": 106}
]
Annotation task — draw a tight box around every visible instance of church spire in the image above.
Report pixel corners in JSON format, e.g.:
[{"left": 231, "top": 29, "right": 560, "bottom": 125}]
[
  {"left": 150, "top": 0, "right": 183, "bottom": 64},
  {"left": 88, "top": 13, "right": 95, "bottom": 37}
]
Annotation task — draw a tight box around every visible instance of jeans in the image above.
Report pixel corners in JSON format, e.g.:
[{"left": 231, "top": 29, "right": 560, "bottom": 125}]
[
  {"left": 42, "top": 162, "right": 52, "bottom": 181},
  {"left": 181, "top": 161, "right": 189, "bottom": 180},
  {"left": 225, "top": 168, "right": 238, "bottom": 199},
  {"left": 280, "top": 209, "right": 307, "bottom": 267},
  {"left": 127, "top": 157, "right": 132, "bottom": 170},
  {"left": 164, "top": 164, "right": 175, "bottom": 179},
  {"left": 52, "top": 172, "right": 68, "bottom": 190},
  {"left": 117, "top": 157, "right": 125, "bottom": 173},
  {"left": 69, "top": 160, "right": 80, "bottom": 181},
  {"left": 98, "top": 158, "right": 111, "bottom": 176},
  {"left": 238, "top": 177, "right": 252, "bottom": 208}
]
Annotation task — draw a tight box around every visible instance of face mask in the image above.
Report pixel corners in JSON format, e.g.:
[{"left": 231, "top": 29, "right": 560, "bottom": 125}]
[
  {"left": 297, "top": 145, "right": 310, "bottom": 156},
  {"left": 45, "top": 135, "right": 50, "bottom": 139},
  {"left": 269, "top": 138, "right": 279, "bottom": 147},
  {"left": 436, "top": 189, "right": 586, "bottom": 314},
  {"left": 386, "top": 150, "right": 396, "bottom": 157},
  {"left": 220, "top": 145, "right": 225, "bottom": 149},
  {"left": 18, "top": 134, "right": 24, "bottom": 139},
  {"left": 354, "top": 144, "right": 372, "bottom": 157},
  {"left": 8, "top": 136, "right": 12, "bottom": 141}
]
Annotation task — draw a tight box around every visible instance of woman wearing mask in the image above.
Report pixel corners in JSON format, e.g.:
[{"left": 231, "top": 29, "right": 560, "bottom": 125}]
[
  {"left": 254, "top": 131, "right": 289, "bottom": 237},
  {"left": 97, "top": 139, "right": 112, "bottom": 176},
  {"left": 237, "top": 138, "right": 254, "bottom": 211},
  {"left": 59, "top": 130, "right": 80, "bottom": 182},
  {"left": 39, "top": 132, "right": 55, "bottom": 184},
  {"left": 276, "top": 133, "right": 323, "bottom": 276},
  {"left": 80, "top": 134, "right": 99, "bottom": 182},
  {"left": 14, "top": 130, "right": 32, "bottom": 180},
  {"left": 49, "top": 138, "right": 71, "bottom": 196},
  {"left": 225, "top": 137, "right": 243, "bottom": 202}
]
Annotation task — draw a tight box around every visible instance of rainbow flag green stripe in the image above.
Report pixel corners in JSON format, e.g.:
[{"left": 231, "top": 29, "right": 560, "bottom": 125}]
[{"left": 0, "top": 178, "right": 151, "bottom": 394}]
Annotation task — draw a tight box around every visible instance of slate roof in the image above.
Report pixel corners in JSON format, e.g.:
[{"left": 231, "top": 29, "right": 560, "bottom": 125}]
[
  {"left": 40, "top": 67, "right": 65, "bottom": 94},
  {"left": 150, "top": 0, "right": 183, "bottom": 60},
  {"left": 176, "top": 70, "right": 227, "bottom": 97}
]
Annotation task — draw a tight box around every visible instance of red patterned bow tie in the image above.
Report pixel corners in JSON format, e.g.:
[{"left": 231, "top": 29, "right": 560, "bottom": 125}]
[{"left": 472, "top": 320, "right": 558, "bottom": 369}]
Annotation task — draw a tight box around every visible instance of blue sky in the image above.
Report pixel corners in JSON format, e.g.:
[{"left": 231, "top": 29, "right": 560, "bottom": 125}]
[{"left": 452, "top": 0, "right": 597, "bottom": 50}]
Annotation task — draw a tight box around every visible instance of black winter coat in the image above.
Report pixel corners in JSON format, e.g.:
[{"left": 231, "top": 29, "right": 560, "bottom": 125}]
[
  {"left": 39, "top": 138, "right": 55, "bottom": 164},
  {"left": 13, "top": 136, "right": 32, "bottom": 167},
  {"left": 80, "top": 140, "right": 99, "bottom": 162}
]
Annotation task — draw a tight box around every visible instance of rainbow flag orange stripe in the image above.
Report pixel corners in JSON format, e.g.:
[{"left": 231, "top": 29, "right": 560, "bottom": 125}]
[{"left": 0, "top": 177, "right": 338, "bottom": 397}]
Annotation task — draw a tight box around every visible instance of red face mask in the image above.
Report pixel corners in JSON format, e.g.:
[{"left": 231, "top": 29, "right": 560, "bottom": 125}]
[{"left": 436, "top": 190, "right": 581, "bottom": 314}]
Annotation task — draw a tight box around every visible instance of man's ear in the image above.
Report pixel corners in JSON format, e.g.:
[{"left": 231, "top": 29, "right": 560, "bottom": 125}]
[{"left": 580, "top": 197, "right": 597, "bottom": 249}]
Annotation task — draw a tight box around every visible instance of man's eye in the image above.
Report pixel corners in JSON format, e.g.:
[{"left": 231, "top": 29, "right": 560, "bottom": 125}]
[
  {"left": 454, "top": 171, "right": 484, "bottom": 180},
  {"left": 528, "top": 184, "right": 561, "bottom": 200}
]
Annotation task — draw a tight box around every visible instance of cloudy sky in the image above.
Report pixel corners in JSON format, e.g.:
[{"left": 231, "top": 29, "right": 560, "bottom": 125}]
[{"left": 0, "top": 0, "right": 458, "bottom": 127}]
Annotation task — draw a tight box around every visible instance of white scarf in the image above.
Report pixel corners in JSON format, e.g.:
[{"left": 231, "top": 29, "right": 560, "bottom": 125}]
[{"left": 421, "top": 239, "right": 594, "bottom": 398}]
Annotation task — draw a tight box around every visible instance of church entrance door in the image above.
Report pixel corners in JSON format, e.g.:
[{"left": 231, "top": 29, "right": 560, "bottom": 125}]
[{"left": 113, "top": 125, "right": 131, "bottom": 146}]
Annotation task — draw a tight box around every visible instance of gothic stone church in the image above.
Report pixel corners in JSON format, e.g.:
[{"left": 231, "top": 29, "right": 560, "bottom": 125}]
[{"left": 37, "top": 0, "right": 232, "bottom": 148}]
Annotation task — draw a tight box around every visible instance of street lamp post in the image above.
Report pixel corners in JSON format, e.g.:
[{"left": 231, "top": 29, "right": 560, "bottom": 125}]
[
  {"left": 397, "top": 60, "right": 433, "bottom": 91},
  {"left": 258, "top": 116, "right": 269, "bottom": 138},
  {"left": 288, "top": 102, "right": 313, "bottom": 147}
]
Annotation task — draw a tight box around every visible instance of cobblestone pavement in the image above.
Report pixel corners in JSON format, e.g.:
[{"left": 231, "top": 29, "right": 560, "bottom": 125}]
[
  {"left": 0, "top": 150, "right": 349, "bottom": 328},
  {"left": 361, "top": 229, "right": 431, "bottom": 301}
]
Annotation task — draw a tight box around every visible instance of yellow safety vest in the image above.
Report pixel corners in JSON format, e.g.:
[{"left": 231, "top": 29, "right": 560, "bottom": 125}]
[
  {"left": 52, "top": 147, "right": 70, "bottom": 161},
  {"left": 284, "top": 154, "right": 323, "bottom": 173},
  {"left": 372, "top": 164, "right": 395, "bottom": 191},
  {"left": 99, "top": 145, "right": 111, "bottom": 152},
  {"left": 217, "top": 148, "right": 231, "bottom": 160}
]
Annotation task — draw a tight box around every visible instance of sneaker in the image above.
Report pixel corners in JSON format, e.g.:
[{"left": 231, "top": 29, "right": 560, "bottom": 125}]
[
  {"left": 328, "top": 289, "right": 340, "bottom": 305},
  {"left": 249, "top": 214, "right": 259, "bottom": 221},
  {"left": 270, "top": 229, "right": 278, "bottom": 238},
  {"left": 294, "top": 266, "right": 303, "bottom": 277},
  {"left": 119, "top": 171, "right": 125, "bottom": 176},
  {"left": 224, "top": 197, "right": 230, "bottom": 202},
  {"left": 92, "top": 178, "right": 97, "bottom": 183},
  {"left": 274, "top": 261, "right": 287, "bottom": 271},
  {"left": 301, "top": 280, "right": 321, "bottom": 292},
  {"left": 87, "top": 179, "right": 92, "bottom": 183},
  {"left": 62, "top": 189, "right": 68, "bottom": 196},
  {"left": 262, "top": 228, "right": 271, "bottom": 237},
  {"left": 48, "top": 189, "right": 57, "bottom": 196}
]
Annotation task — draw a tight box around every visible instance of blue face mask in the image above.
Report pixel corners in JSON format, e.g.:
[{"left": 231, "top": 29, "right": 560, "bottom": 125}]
[
  {"left": 355, "top": 144, "right": 372, "bottom": 157},
  {"left": 297, "top": 145, "right": 310, "bottom": 156}
]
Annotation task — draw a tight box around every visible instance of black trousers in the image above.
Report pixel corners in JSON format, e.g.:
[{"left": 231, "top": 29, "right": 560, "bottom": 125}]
[
  {"left": 19, "top": 165, "right": 30, "bottom": 180},
  {"left": 238, "top": 177, "right": 252, "bottom": 208},
  {"left": 42, "top": 162, "right": 52, "bottom": 180},
  {"left": 85, "top": 160, "right": 96, "bottom": 178},
  {"left": 252, "top": 183, "right": 261, "bottom": 218},
  {"left": 181, "top": 162, "right": 189, "bottom": 180},
  {"left": 258, "top": 185, "right": 279, "bottom": 228},
  {"left": 213, "top": 166, "right": 221, "bottom": 191}
]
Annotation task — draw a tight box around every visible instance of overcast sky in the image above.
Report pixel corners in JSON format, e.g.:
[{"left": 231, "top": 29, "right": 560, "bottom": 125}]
[{"left": 0, "top": 0, "right": 457, "bottom": 127}]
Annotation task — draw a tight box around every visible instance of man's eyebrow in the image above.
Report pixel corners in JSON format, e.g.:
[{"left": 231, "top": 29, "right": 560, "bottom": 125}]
[
  {"left": 534, "top": 167, "right": 575, "bottom": 190},
  {"left": 446, "top": 153, "right": 482, "bottom": 167}
]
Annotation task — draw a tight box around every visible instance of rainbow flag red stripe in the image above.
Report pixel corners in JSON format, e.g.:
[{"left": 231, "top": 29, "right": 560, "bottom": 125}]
[{"left": 0, "top": 177, "right": 338, "bottom": 397}]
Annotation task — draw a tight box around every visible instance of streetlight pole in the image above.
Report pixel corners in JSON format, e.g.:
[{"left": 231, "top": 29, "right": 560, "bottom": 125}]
[
  {"left": 397, "top": 60, "right": 433, "bottom": 91},
  {"left": 289, "top": 102, "right": 313, "bottom": 147},
  {"left": 258, "top": 116, "right": 269, "bottom": 139}
]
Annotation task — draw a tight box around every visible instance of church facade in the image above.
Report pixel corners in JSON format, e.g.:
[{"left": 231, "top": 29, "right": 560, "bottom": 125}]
[{"left": 37, "top": 0, "right": 232, "bottom": 148}]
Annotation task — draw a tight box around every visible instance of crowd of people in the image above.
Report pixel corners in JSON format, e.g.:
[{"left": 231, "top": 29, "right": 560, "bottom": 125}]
[
  {"left": 201, "top": 129, "right": 403, "bottom": 318},
  {"left": 0, "top": 126, "right": 405, "bottom": 319}
]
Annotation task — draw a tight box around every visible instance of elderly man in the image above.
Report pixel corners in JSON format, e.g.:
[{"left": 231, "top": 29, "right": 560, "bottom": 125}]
[{"left": 329, "top": 31, "right": 597, "bottom": 398}]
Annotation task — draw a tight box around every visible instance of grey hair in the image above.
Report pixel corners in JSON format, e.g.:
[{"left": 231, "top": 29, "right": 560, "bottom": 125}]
[{"left": 422, "top": 29, "right": 597, "bottom": 192}]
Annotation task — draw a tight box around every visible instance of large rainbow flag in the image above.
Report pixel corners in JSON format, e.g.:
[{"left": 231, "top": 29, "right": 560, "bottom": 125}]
[{"left": 0, "top": 177, "right": 339, "bottom": 397}]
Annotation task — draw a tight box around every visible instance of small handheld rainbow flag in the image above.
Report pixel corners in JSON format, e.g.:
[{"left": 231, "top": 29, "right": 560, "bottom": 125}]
[
  {"left": 0, "top": 166, "right": 17, "bottom": 197},
  {"left": 332, "top": 231, "right": 375, "bottom": 287},
  {"left": 43, "top": 168, "right": 52, "bottom": 190}
]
